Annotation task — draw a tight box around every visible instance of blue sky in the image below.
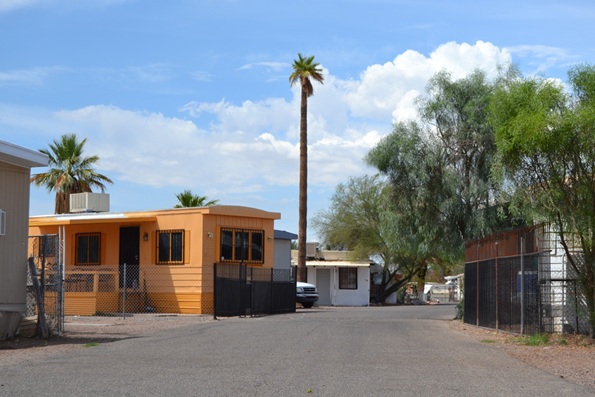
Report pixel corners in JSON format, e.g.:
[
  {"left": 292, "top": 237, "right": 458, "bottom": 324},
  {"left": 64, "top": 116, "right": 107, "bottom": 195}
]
[{"left": 2, "top": 0, "right": 594, "bottom": 240}]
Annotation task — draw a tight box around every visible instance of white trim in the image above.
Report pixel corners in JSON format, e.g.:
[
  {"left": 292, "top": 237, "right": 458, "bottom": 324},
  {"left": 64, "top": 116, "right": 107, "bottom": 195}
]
[
  {"left": 306, "top": 261, "right": 371, "bottom": 268},
  {"left": 0, "top": 140, "right": 48, "bottom": 168}
]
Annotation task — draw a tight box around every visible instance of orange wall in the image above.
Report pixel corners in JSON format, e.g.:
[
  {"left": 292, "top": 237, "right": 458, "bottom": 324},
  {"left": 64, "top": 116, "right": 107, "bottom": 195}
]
[{"left": 29, "top": 207, "right": 279, "bottom": 270}]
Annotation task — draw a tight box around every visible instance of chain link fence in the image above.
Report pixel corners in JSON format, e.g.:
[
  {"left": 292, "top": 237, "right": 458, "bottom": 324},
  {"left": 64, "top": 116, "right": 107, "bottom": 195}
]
[
  {"left": 464, "top": 226, "right": 591, "bottom": 336},
  {"left": 26, "top": 234, "right": 63, "bottom": 336},
  {"left": 58, "top": 263, "right": 215, "bottom": 317},
  {"left": 25, "top": 234, "right": 217, "bottom": 337}
]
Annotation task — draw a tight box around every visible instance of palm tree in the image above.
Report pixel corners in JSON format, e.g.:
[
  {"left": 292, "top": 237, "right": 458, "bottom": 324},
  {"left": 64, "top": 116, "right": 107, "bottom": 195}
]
[
  {"left": 174, "top": 190, "right": 219, "bottom": 208},
  {"left": 289, "top": 53, "right": 324, "bottom": 282},
  {"left": 31, "top": 133, "right": 113, "bottom": 214}
]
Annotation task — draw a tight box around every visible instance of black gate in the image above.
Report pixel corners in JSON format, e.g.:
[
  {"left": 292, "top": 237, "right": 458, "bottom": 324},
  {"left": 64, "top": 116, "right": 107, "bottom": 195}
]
[{"left": 214, "top": 263, "right": 296, "bottom": 318}]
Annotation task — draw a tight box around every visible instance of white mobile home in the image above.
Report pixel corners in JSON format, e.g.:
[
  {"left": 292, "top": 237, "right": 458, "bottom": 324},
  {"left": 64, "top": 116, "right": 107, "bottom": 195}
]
[{"left": 0, "top": 141, "right": 48, "bottom": 338}]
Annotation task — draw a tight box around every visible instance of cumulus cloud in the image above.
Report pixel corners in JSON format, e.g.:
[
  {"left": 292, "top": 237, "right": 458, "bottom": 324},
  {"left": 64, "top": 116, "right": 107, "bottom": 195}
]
[
  {"left": 8, "top": 41, "right": 514, "bottom": 206},
  {"left": 346, "top": 41, "right": 512, "bottom": 122}
]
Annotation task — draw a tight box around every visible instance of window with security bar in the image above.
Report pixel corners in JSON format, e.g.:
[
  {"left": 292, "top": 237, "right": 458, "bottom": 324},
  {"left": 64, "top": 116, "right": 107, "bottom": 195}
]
[
  {"left": 339, "top": 267, "right": 358, "bottom": 289},
  {"left": 38, "top": 234, "right": 59, "bottom": 258},
  {"left": 75, "top": 233, "right": 101, "bottom": 265},
  {"left": 157, "top": 229, "right": 184, "bottom": 264},
  {"left": 220, "top": 228, "right": 264, "bottom": 264}
]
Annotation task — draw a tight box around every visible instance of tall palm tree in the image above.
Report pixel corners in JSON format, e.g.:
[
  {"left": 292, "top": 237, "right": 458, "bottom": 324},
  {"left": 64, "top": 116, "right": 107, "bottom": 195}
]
[
  {"left": 174, "top": 190, "right": 219, "bottom": 208},
  {"left": 289, "top": 53, "right": 324, "bottom": 282},
  {"left": 31, "top": 133, "right": 113, "bottom": 214}
]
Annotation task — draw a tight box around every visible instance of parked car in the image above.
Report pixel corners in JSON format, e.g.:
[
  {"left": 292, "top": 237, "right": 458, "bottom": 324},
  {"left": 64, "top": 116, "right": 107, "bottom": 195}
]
[{"left": 296, "top": 281, "right": 319, "bottom": 308}]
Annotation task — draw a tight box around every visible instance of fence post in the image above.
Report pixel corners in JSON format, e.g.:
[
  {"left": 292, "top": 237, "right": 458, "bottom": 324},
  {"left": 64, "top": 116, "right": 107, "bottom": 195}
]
[
  {"left": 58, "top": 254, "right": 64, "bottom": 335},
  {"left": 476, "top": 242, "right": 480, "bottom": 327},
  {"left": 58, "top": 228, "right": 65, "bottom": 334},
  {"left": 270, "top": 267, "right": 274, "bottom": 315},
  {"left": 122, "top": 262, "right": 127, "bottom": 320},
  {"left": 239, "top": 263, "right": 244, "bottom": 317},
  {"left": 520, "top": 237, "right": 525, "bottom": 335},
  {"left": 40, "top": 235, "right": 47, "bottom": 303},
  {"left": 213, "top": 263, "right": 217, "bottom": 320},
  {"left": 495, "top": 237, "right": 499, "bottom": 331},
  {"left": 250, "top": 266, "right": 254, "bottom": 317}
]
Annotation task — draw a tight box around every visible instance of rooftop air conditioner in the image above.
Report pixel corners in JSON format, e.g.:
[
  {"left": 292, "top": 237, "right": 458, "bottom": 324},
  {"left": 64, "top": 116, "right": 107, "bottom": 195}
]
[
  {"left": 69, "top": 193, "right": 110, "bottom": 213},
  {"left": 306, "top": 242, "right": 319, "bottom": 259}
]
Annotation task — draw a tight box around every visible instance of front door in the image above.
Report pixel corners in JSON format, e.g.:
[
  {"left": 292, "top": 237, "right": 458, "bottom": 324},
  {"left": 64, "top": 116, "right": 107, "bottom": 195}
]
[
  {"left": 316, "top": 268, "right": 332, "bottom": 305},
  {"left": 119, "top": 226, "right": 140, "bottom": 289}
]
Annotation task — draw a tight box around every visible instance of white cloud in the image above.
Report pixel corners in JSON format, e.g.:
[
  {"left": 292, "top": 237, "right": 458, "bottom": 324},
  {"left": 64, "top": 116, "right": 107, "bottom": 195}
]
[
  {"left": 127, "top": 64, "right": 173, "bottom": 83},
  {"left": 189, "top": 70, "right": 213, "bottom": 82},
  {"left": 346, "top": 41, "right": 512, "bottom": 122},
  {"left": 0, "top": 0, "right": 39, "bottom": 13},
  {"left": 5, "top": 41, "right": 515, "bottom": 206},
  {"left": 0, "top": 0, "right": 129, "bottom": 13},
  {"left": 508, "top": 45, "right": 573, "bottom": 73},
  {"left": 0, "top": 67, "right": 61, "bottom": 85},
  {"left": 238, "top": 62, "right": 288, "bottom": 72}
]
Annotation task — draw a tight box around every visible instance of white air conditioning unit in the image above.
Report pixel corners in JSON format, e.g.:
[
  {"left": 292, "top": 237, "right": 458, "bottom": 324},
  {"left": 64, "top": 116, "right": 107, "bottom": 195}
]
[
  {"left": 306, "top": 242, "right": 319, "bottom": 259},
  {"left": 69, "top": 193, "right": 110, "bottom": 213}
]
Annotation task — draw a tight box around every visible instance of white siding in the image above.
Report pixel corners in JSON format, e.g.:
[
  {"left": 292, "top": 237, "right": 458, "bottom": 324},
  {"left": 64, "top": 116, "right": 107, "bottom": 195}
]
[{"left": 0, "top": 162, "right": 31, "bottom": 337}]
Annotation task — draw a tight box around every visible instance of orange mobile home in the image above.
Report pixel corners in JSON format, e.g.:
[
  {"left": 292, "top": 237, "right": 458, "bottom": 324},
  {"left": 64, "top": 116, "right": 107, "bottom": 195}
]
[{"left": 28, "top": 203, "right": 280, "bottom": 315}]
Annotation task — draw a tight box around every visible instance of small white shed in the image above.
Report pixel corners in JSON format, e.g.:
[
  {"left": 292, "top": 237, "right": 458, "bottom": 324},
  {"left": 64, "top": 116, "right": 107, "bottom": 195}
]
[
  {"left": 306, "top": 260, "right": 371, "bottom": 307},
  {"left": 0, "top": 140, "right": 48, "bottom": 338}
]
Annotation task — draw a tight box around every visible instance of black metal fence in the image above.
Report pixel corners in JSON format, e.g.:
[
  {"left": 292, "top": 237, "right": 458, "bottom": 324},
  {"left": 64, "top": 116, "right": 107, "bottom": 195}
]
[
  {"left": 464, "top": 255, "right": 540, "bottom": 334},
  {"left": 214, "top": 263, "right": 296, "bottom": 318},
  {"left": 464, "top": 227, "right": 591, "bottom": 335}
]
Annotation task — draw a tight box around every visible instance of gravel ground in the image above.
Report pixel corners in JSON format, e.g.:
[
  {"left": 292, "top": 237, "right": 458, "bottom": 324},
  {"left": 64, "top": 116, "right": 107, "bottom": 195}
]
[
  {"left": 448, "top": 320, "right": 595, "bottom": 391},
  {"left": 2, "top": 313, "right": 593, "bottom": 391},
  {"left": 0, "top": 314, "right": 216, "bottom": 367}
]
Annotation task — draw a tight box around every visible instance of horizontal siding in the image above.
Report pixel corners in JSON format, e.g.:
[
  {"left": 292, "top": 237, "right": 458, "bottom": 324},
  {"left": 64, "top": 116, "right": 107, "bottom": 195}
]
[
  {"left": 64, "top": 293, "right": 97, "bottom": 316},
  {"left": 149, "top": 293, "right": 205, "bottom": 314},
  {"left": 0, "top": 163, "right": 30, "bottom": 307},
  {"left": 60, "top": 291, "right": 214, "bottom": 315}
]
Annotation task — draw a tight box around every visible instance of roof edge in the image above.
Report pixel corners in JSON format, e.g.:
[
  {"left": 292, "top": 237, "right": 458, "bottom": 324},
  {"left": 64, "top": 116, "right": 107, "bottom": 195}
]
[{"left": 0, "top": 140, "right": 48, "bottom": 168}]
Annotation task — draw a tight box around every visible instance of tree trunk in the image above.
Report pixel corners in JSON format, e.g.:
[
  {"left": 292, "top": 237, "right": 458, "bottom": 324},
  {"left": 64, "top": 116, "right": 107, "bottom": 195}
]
[
  {"left": 55, "top": 191, "right": 70, "bottom": 214},
  {"left": 297, "top": 86, "right": 309, "bottom": 282},
  {"left": 28, "top": 257, "right": 49, "bottom": 339}
]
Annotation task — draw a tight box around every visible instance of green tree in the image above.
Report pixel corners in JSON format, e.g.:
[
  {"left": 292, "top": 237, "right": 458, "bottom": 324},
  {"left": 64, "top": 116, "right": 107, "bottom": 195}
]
[
  {"left": 489, "top": 64, "right": 595, "bottom": 337},
  {"left": 31, "top": 133, "right": 113, "bottom": 214},
  {"left": 364, "top": 70, "right": 504, "bottom": 299},
  {"left": 366, "top": 122, "right": 456, "bottom": 301},
  {"left": 418, "top": 69, "right": 501, "bottom": 241},
  {"left": 370, "top": 73, "right": 498, "bottom": 249},
  {"left": 174, "top": 190, "right": 219, "bottom": 208},
  {"left": 312, "top": 175, "right": 390, "bottom": 262},
  {"left": 313, "top": 173, "right": 440, "bottom": 302},
  {"left": 289, "top": 53, "right": 324, "bottom": 282}
]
